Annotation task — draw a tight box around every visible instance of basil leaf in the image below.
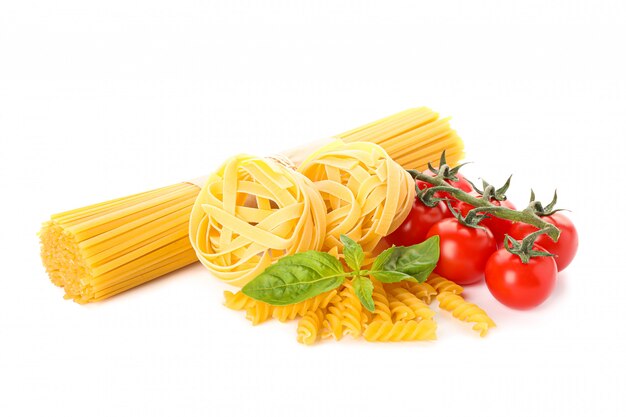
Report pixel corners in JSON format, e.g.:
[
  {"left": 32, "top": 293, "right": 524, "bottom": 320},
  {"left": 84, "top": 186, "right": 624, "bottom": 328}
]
[
  {"left": 340, "top": 234, "right": 364, "bottom": 272},
  {"left": 352, "top": 276, "right": 375, "bottom": 312},
  {"left": 372, "top": 246, "right": 395, "bottom": 272},
  {"left": 242, "top": 251, "right": 346, "bottom": 306},
  {"left": 370, "top": 270, "right": 415, "bottom": 283},
  {"left": 371, "top": 236, "right": 439, "bottom": 283}
]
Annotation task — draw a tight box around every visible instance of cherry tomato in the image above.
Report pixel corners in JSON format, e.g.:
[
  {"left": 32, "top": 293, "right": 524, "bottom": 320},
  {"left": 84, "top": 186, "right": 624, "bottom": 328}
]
[
  {"left": 485, "top": 246, "right": 557, "bottom": 309},
  {"left": 456, "top": 199, "right": 517, "bottom": 247},
  {"left": 386, "top": 198, "right": 451, "bottom": 246},
  {"left": 426, "top": 218, "right": 497, "bottom": 285},
  {"left": 508, "top": 213, "right": 578, "bottom": 271}
]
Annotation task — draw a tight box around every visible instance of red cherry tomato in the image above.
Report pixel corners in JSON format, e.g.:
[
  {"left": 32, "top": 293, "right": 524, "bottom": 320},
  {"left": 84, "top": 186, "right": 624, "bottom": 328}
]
[
  {"left": 456, "top": 199, "right": 517, "bottom": 247},
  {"left": 386, "top": 198, "right": 451, "bottom": 246},
  {"left": 485, "top": 246, "right": 557, "bottom": 309},
  {"left": 426, "top": 218, "right": 497, "bottom": 285},
  {"left": 508, "top": 213, "right": 578, "bottom": 271}
]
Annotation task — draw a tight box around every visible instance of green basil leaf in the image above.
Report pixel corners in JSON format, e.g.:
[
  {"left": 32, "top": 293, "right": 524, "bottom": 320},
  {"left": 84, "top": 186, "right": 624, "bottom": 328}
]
[
  {"left": 242, "top": 251, "right": 346, "bottom": 306},
  {"left": 352, "top": 276, "right": 375, "bottom": 312},
  {"left": 370, "top": 270, "right": 415, "bottom": 283},
  {"left": 340, "top": 234, "right": 364, "bottom": 272},
  {"left": 372, "top": 246, "right": 395, "bottom": 272},
  {"left": 371, "top": 236, "right": 439, "bottom": 283}
]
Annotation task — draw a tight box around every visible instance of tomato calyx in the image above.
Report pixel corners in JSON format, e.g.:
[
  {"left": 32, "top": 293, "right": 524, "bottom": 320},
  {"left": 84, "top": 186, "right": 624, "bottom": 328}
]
[
  {"left": 527, "top": 189, "right": 566, "bottom": 217},
  {"left": 504, "top": 230, "right": 555, "bottom": 264},
  {"left": 425, "top": 150, "right": 471, "bottom": 183},
  {"left": 407, "top": 151, "right": 471, "bottom": 200},
  {"left": 447, "top": 201, "right": 490, "bottom": 230},
  {"left": 467, "top": 176, "right": 512, "bottom": 203}
]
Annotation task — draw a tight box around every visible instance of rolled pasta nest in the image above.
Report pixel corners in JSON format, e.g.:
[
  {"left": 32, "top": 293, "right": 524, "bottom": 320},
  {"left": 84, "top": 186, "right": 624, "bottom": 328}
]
[
  {"left": 189, "top": 155, "right": 327, "bottom": 287},
  {"left": 298, "top": 140, "right": 416, "bottom": 254},
  {"left": 190, "top": 141, "right": 417, "bottom": 286}
]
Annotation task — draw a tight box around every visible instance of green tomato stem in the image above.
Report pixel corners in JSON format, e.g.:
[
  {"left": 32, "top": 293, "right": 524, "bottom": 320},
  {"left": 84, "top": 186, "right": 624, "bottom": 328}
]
[{"left": 410, "top": 170, "right": 561, "bottom": 242}]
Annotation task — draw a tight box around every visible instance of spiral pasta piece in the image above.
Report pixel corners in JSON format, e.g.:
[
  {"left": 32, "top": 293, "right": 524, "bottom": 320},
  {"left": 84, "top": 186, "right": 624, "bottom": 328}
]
[
  {"left": 322, "top": 293, "right": 345, "bottom": 341},
  {"left": 339, "top": 281, "right": 363, "bottom": 338},
  {"left": 298, "top": 141, "right": 415, "bottom": 254},
  {"left": 386, "top": 286, "right": 435, "bottom": 321},
  {"left": 297, "top": 309, "right": 326, "bottom": 345},
  {"left": 436, "top": 292, "right": 496, "bottom": 337},
  {"left": 224, "top": 290, "right": 256, "bottom": 311},
  {"left": 245, "top": 302, "right": 273, "bottom": 326},
  {"left": 402, "top": 281, "right": 438, "bottom": 304},
  {"left": 371, "top": 279, "right": 392, "bottom": 322},
  {"left": 272, "top": 290, "right": 338, "bottom": 322},
  {"left": 427, "top": 273, "right": 464, "bottom": 295},
  {"left": 189, "top": 155, "right": 327, "bottom": 287},
  {"left": 388, "top": 291, "right": 417, "bottom": 322},
  {"left": 364, "top": 319, "right": 437, "bottom": 342}
]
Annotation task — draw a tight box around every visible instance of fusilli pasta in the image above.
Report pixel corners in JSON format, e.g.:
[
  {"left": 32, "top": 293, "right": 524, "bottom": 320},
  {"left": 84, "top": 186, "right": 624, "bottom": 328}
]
[
  {"left": 401, "top": 281, "right": 437, "bottom": 304},
  {"left": 436, "top": 292, "right": 496, "bottom": 337},
  {"left": 225, "top": 274, "right": 497, "bottom": 343},
  {"left": 371, "top": 279, "right": 392, "bottom": 322},
  {"left": 224, "top": 290, "right": 256, "bottom": 311},
  {"left": 339, "top": 281, "right": 363, "bottom": 338},
  {"left": 386, "top": 286, "right": 435, "bottom": 321},
  {"left": 427, "top": 273, "right": 464, "bottom": 295},
  {"left": 272, "top": 290, "right": 338, "bottom": 322},
  {"left": 297, "top": 309, "right": 326, "bottom": 345},
  {"left": 364, "top": 319, "right": 437, "bottom": 342}
]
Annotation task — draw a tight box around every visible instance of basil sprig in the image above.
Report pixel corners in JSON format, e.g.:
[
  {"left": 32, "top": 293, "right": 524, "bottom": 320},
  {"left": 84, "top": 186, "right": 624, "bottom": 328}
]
[{"left": 242, "top": 235, "right": 440, "bottom": 312}]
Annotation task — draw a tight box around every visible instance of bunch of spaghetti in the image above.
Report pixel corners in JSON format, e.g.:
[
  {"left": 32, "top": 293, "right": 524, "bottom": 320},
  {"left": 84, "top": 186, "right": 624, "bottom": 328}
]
[
  {"left": 40, "top": 107, "right": 464, "bottom": 303},
  {"left": 223, "top": 273, "right": 496, "bottom": 344}
]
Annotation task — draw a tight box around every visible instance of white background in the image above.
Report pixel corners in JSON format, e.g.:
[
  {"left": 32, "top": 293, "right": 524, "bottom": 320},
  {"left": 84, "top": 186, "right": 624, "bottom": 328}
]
[{"left": 1, "top": 1, "right": 625, "bottom": 416}]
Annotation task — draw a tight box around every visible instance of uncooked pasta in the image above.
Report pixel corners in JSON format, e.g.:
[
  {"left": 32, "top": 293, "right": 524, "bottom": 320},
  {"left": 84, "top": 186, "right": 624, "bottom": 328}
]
[
  {"left": 41, "top": 107, "right": 463, "bottom": 302},
  {"left": 189, "top": 155, "right": 327, "bottom": 287},
  {"left": 224, "top": 274, "right": 496, "bottom": 344},
  {"left": 298, "top": 141, "right": 415, "bottom": 254}
]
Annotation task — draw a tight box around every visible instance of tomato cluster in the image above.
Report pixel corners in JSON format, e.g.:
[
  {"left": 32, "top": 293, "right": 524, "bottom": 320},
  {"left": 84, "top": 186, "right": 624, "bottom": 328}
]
[{"left": 387, "top": 173, "right": 578, "bottom": 310}]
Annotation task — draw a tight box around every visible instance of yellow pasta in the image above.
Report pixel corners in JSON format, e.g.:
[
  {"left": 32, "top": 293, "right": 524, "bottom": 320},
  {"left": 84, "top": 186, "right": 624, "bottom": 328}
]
[
  {"left": 41, "top": 107, "right": 463, "bottom": 303},
  {"left": 299, "top": 141, "right": 415, "bottom": 254},
  {"left": 436, "top": 292, "right": 496, "bottom": 337},
  {"left": 364, "top": 319, "right": 437, "bottom": 342},
  {"left": 189, "top": 155, "right": 327, "bottom": 287},
  {"left": 226, "top": 276, "right": 499, "bottom": 344},
  {"left": 387, "top": 291, "right": 417, "bottom": 322},
  {"left": 386, "top": 286, "right": 435, "bottom": 321},
  {"left": 224, "top": 290, "right": 256, "bottom": 311},
  {"left": 224, "top": 290, "right": 273, "bottom": 325},
  {"left": 427, "top": 273, "right": 464, "bottom": 295},
  {"left": 39, "top": 183, "right": 200, "bottom": 304},
  {"left": 297, "top": 309, "right": 326, "bottom": 345},
  {"left": 338, "top": 281, "right": 364, "bottom": 338},
  {"left": 340, "top": 107, "right": 464, "bottom": 170},
  {"left": 371, "top": 279, "right": 392, "bottom": 322},
  {"left": 401, "top": 281, "right": 438, "bottom": 304},
  {"left": 272, "top": 290, "right": 338, "bottom": 322},
  {"left": 245, "top": 302, "right": 273, "bottom": 326},
  {"left": 322, "top": 292, "right": 345, "bottom": 341}
]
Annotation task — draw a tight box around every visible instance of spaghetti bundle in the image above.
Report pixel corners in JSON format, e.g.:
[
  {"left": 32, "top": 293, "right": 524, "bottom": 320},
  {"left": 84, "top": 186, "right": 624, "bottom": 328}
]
[
  {"left": 40, "top": 107, "right": 464, "bottom": 303},
  {"left": 189, "top": 155, "right": 326, "bottom": 287},
  {"left": 298, "top": 141, "right": 415, "bottom": 254},
  {"left": 39, "top": 183, "right": 199, "bottom": 303}
]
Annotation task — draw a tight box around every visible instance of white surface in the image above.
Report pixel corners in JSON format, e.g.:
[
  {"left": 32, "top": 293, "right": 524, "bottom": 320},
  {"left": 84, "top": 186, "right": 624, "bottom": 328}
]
[{"left": 1, "top": 1, "right": 625, "bottom": 416}]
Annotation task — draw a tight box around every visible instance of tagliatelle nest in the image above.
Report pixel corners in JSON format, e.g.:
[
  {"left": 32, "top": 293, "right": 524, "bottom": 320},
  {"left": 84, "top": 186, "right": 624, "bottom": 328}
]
[
  {"left": 189, "top": 155, "right": 327, "bottom": 287},
  {"left": 298, "top": 141, "right": 416, "bottom": 254}
]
